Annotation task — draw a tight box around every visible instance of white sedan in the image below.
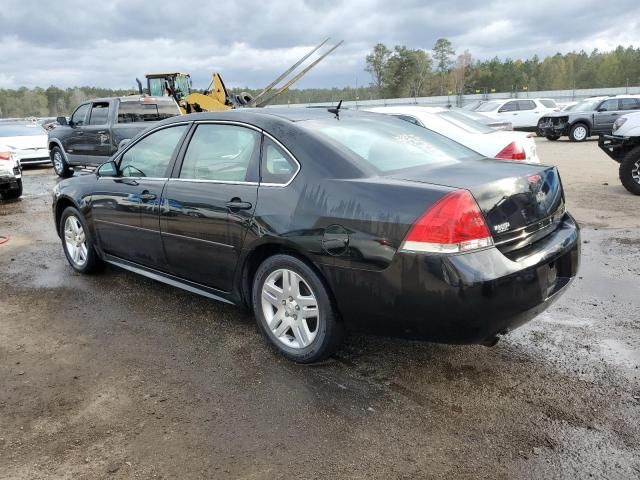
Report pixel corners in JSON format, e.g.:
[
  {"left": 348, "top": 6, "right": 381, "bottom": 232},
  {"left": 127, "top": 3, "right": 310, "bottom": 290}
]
[
  {"left": 473, "top": 98, "right": 559, "bottom": 130},
  {"left": 0, "top": 143, "right": 23, "bottom": 199},
  {"left": 366, "top": 105, "right": 540, "bottom": 163},
  {"left": 0, "top": 123, "right": 50, "bottom": 166}
]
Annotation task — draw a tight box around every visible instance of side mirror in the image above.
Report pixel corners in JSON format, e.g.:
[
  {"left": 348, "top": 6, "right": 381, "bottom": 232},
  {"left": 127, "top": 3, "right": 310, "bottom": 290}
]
[
  {"left": 56, "top": 116, "right": 68, "bottom": 126},
  {"left": 96, "top": 160, "right": 118, "bottom": 177}
]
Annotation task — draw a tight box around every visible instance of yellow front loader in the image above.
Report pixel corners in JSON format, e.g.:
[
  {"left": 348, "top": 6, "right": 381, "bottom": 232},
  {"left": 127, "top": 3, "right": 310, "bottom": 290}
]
[{"left": 136, "top": 39, "right": 342, "bottom": 114}]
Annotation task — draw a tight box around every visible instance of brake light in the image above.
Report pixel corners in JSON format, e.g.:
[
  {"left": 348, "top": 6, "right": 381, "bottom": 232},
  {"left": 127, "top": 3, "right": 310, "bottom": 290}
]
[
  {"left": 495, "top": 142, "right": 526, "bottom": 160},
  {"left": 0, "top": 151, "right": 12, "bottom": 161},
  {"left": 401, "top": 190, "right": 493, "bottom": 254}
]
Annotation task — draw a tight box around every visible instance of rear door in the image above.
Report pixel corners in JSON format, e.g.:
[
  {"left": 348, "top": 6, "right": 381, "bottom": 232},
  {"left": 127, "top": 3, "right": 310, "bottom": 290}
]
[
  {"left": 160, "top": 122, "right": 260, "bottom": 292},
  {"left": 516, "top": 100, "right": 538, "bottom": 128},
  {"left": 92, "top": 123, "right": 190, "bottom": 269}
]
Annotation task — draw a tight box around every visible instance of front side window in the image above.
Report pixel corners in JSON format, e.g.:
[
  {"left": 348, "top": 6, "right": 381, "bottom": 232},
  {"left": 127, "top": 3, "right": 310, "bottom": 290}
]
[
  {"left": 599, "top": 99, "right": 619, "bottom": 112},
  {"left": 89, "top": 102, "right": 110, "bottom": 125},
  {"left": 119, "top": 125, "right": 188, "bottom": 178},
  {"left": 261, "top": 139, "right": 298, "bottom": 184},
  {"left": 498, "top": 101, "right": 518, "bottom": 113},
  {"left": 71, "top": 104, "right": 91, "bottom": 126},
  {"left": 179, "top": 124, "right": 259, "bottom": 182}
]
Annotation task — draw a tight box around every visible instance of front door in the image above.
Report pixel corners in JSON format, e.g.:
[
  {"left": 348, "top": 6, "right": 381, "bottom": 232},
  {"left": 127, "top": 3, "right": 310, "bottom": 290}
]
[
  {"left": 497, "top": 100, "right": 520, "bottom": 127},
  {"left": 92, "top": 124, "right": 190, "bottom": 269},
  {"left": 517, "top": 100, "right": 538, "bottom": 128},
  {"left": 64, "top": 103, "right": 91, "bottom": 163},
  {"left": 161, "top": 122, "right": 261, "bottom": 292}
]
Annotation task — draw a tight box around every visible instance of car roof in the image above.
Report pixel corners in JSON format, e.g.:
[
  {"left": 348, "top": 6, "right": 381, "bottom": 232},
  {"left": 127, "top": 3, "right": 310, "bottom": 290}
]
[
  {"left": 77, "top": 95, "right": 179, "bottom": 104},
  {"left": 365, "top": 105, "right": 447, "bottom": 114}
]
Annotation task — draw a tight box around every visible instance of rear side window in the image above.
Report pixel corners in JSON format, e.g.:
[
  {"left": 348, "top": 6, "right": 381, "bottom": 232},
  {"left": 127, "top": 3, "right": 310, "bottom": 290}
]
[
  {"left": 261, "top": 139, "right": 298, "bottom": 184},
  {"left": 517, "top": 100, "right": 536, "bottom": 110},
  {"left": 394, "top": 115, "right": 424, "bottom": 127},
  {"left": 117, "top": 101, "right": 180, "bottom": 123},
  {"left": 302, "top": 117, "right": 482, "bottom": 173},
  {"left": 88, "top": 102, "right": 109, "bottom": 125},
  {"left": 620, "top": 98, "right": 640, "bottom": 110},
  {"left": 179, "top": 124, "right": 259, "bottom": 182},
  {"left": 539, "top": 99, "right": 557, "bottom": 108},
  {"left": 498, "top": 101, "right": 518, "bottom": 113}
]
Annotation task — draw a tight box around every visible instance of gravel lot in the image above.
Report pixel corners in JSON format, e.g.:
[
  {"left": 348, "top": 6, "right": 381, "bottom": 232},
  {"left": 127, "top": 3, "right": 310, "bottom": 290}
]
[{"left": 1, "top": 138, "right": 639, "bottom": 479}]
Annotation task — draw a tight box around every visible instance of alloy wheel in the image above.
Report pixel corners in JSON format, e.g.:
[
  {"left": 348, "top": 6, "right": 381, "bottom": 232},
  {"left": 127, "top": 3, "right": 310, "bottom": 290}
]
[
  {"left": 632, "top": 159, "right": 640, "bottom": 184},
  {"left": 261, "top": 268, "right": 320, "bottom": 349},
  {"left": 63, "top": 215, "right": 88, "bottom": 268},
  {"left": 53, "top": 150, "right": 64, "bottom": 174}
]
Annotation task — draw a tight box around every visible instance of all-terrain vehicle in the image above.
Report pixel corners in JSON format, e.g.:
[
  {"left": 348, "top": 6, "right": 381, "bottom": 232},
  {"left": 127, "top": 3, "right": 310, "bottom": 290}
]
[{"left": 598, "top": 111, "right": 640, "bottom": 195}]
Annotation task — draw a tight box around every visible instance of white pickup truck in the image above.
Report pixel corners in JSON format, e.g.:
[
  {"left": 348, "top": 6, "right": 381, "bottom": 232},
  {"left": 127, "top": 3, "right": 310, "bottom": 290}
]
[{"left": 598, "top": 111, "right": 640, "bottom": 195}]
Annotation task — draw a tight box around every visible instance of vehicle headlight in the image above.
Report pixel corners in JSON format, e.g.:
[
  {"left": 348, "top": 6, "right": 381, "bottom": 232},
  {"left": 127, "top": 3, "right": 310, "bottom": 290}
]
[{"left": 613, "top": 117, "right": 627, "bottom": 132}]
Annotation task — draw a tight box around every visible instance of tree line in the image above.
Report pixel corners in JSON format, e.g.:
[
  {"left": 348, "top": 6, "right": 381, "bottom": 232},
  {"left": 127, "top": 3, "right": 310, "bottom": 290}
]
[{"left": 2, "top": 42, "right": 640, "bottom": 118}]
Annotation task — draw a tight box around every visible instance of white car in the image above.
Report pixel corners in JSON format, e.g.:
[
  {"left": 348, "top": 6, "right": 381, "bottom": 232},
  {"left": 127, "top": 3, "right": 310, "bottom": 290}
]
[
  {"left": 365, "top": 106, "right": 540, "bottom": 163},
  {"left": 473, "top": 98, "right": 559, "bottom": 130},
  {"left": 0, "top": 144, "right": 23, "bottom": 199},
  {"left": 0, "top": 123, "right": 50, "bottom": 166}
]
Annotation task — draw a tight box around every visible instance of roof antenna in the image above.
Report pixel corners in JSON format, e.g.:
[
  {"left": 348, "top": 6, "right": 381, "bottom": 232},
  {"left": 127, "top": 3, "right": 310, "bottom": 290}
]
[{"left": 328, "top": 99, "right": 342, "bottom": 119}]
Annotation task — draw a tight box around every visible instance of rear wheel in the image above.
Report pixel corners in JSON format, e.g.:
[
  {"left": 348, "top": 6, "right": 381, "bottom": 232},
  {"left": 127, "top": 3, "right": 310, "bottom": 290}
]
[
  {"left": 619, "top": 147, "right": 640, "bottom": 195},
  {"left": 51, "top": 146, "right": 74, "bottom": 178},
  {"left": 569, "top": 123, "right": 589, "bottom": 142},
  {"left": 1, "top": 179, "right": 22, "bottom": 199},
  {"left": 59, "top": 207, "right": 101, "bottom": 273},
  {"left": 252, "top": 254, "right": 343, "bottom": 363}
]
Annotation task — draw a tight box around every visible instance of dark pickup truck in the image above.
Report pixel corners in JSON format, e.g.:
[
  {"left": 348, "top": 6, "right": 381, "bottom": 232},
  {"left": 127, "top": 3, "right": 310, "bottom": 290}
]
[{"left": 48, "top": 96, "right": 181, "bottom": 177}]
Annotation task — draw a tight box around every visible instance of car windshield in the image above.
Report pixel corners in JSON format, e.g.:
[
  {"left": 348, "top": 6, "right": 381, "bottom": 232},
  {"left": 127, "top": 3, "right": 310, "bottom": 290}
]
[
  {"left": 436, "top": 110, "right": 494, "bottom": 134},
  {"left": 573, "top": 99, "right": 605, "bottom": 112},
  {"left": 475, "top": 101, "right": 502, "bottom": 112},
  {"left": 0, "top": 124, "right": 46, "bottom": 137},
  {"left": 301, "top": 116, "right": 483, "bottom": 173}
]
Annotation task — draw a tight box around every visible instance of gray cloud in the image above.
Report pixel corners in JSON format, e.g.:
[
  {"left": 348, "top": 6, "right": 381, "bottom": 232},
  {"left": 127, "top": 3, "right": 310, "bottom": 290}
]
[{"left": 1, "top": 0, "right": 639, "bottom": 89}]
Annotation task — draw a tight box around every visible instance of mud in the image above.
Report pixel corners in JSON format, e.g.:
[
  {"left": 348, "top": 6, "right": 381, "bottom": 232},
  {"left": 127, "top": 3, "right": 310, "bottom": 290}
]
[{"left": 1, "top": 141, "right": 639, "bottom": 479}]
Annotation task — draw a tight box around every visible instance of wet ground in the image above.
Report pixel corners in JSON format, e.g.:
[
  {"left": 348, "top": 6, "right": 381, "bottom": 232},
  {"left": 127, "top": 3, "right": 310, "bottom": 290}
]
[{"left": 1, "top": 139, "right": 639, "bottom": 479}]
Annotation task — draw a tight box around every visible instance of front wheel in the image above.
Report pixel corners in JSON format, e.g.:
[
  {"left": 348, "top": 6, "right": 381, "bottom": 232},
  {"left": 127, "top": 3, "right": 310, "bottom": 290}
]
[
  {"left": 1, "top": 179, "right": 22, "bottom": 199},
  {"left": 619, "top": 147, "right": 640, "bottom": 195},
  {"left": 51, "top": 146, "right": 74, "bottom": 178},
  {"left": 59, "top": 206, "right": 102, "bottom": 273},
  {"left": 252, "top": 254, "right": 343, "bottom": 363},
  {"left": 569, "top": 123, "right": 589, "bottom": 142}
]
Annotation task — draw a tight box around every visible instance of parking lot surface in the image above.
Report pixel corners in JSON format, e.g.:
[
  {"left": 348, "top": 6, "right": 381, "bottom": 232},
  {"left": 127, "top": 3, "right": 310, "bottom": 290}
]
[{"left": 1, "top": 138, "right": 639, "bottom": 479}]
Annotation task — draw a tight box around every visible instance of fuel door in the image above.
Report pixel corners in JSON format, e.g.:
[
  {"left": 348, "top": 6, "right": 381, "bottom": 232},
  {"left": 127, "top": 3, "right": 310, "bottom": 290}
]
[{"left": 322, "top": 225, "right": 349, "bottom": 256}]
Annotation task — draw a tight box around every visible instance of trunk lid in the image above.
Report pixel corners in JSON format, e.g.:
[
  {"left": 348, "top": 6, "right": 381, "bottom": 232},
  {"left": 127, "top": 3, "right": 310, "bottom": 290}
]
[{"left": 388, "top": 159, "right": 565, "bottom": 252}]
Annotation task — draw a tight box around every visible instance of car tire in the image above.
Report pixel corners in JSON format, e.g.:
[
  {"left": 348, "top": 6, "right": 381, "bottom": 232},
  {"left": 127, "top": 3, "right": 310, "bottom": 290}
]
[
  {"left": 1, "top": 179, "right": 22, "bottom": 199},
  {"left": 545, "top": 135, "right": 561, "bottom": 141},
  {"left": 569, "top": 123, "right": 589, "bottom": 142},
  {"left": 252, "top": 254, "right": 343, "bottom": 363},
  {"left": 51, "top": 146, "right": 74, "bottom": 178},
  {"left": 59, "top": 206, "right": 102, "bottom": 273},
  {"left": 619, "top": 147, "right": 640, "bottom": 195}
]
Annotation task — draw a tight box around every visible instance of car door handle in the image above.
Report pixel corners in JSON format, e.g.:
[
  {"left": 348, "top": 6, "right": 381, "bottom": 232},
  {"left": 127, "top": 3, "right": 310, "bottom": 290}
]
[
  {"left": 139, "top": 191, "right": 157, "bottom": 201},
  {"left": 226, "top": 199, "right": 252, "bottom": 210}
]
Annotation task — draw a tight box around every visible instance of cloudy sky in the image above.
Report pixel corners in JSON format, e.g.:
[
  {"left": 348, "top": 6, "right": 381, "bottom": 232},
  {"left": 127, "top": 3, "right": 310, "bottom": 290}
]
[{"left": 1, "top": 0, "right": 639, "bottom": 90}]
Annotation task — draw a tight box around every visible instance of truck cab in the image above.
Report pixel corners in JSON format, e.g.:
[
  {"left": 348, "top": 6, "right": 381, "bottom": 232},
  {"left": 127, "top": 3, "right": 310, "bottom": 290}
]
[{"left": 48, "top": 96, "right": 181, "bottom": 177}]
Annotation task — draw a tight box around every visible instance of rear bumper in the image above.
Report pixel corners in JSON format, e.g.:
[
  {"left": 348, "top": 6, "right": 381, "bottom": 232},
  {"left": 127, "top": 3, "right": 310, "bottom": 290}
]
[
  {"left": 0, "top": 174, "right": 21, "bottom": 191},
  {"left": 598, "top": 134, "right": 632, "bottom": 162},
  {"left": 327, "top": 214, "right": 580, "bottom": 344}
]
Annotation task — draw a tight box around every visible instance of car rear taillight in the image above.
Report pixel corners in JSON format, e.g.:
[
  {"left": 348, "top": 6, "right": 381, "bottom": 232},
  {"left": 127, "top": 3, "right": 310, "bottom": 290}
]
[
  {"left": 400, "top": 190, "right": 494, "bottom": 254},
  {"left": 0, "top": 151, "right": 12, "bottom": 161},
  {"left": 495, "top": 142, "right": 526, "bottom": 161}
]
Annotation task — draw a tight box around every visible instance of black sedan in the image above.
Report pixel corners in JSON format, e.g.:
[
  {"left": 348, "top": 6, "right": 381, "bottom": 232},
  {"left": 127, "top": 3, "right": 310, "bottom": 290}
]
[{"left": 52, "top": 108, "right": 580, "bottom": 363}]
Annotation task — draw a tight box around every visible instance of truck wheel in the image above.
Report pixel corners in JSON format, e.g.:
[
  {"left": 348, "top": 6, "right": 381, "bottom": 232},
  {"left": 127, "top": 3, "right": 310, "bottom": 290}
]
[
  {"left": 569, "top": 123, "right": 589, "bottom": 142},
  {"left": 51, "top": 146, "right": 74, "bottom": 178},
  {"left": 545, "top": 135, "right": 561, "bottom": 141},
  {"left": 1, "top": 179, "right": 22, "bottom": 200},
  {"left": 619, "top": 147, "right": 640, "bottom": 195}
]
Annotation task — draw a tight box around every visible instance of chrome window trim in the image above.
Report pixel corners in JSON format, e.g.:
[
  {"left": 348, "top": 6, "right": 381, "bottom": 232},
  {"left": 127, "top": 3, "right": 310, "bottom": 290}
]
[{"left": 168, "top": 178, "right": 258, "bottom": 186}]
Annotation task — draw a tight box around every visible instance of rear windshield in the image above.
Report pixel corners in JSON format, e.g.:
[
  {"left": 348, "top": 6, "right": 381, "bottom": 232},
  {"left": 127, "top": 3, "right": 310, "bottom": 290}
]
[
  {"left": 539, "top": 99, "right": 557, "bottom": 108},
  {"left": 436, "top": 110, "right": 494, "bottom": 134},
  {"left": 300, "top": 116, "right": 483, "bottom": 173},
  {"left": 0, "top": 124, "right": 46, "bottom": 137},
  {"left": 117, "top": 100, "right": 180, "bottom": 123},
  {"left": 475, "top": 101, "right": 502, "bottom": 112}
]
